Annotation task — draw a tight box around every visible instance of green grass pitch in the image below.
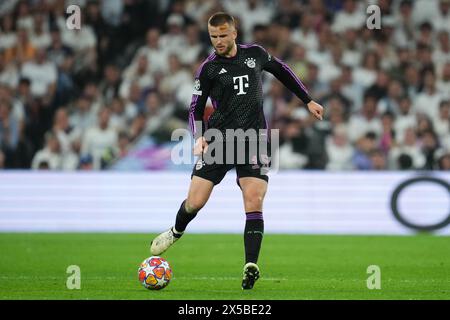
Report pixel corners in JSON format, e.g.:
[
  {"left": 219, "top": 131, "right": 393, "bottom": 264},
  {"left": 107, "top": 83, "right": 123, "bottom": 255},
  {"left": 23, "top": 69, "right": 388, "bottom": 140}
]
[{"left": 0, "top": 233, "right": 449, "bottom": 300}]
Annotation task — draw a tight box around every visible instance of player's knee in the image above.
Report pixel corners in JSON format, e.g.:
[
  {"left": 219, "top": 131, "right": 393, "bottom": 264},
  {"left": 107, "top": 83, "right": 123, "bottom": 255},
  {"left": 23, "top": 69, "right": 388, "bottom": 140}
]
[
  {"left": 243, "top": 190, "right": 264, "bottom": 208},
  {"left": 185, "top": 198, "right": 206, "bottom": 213}
]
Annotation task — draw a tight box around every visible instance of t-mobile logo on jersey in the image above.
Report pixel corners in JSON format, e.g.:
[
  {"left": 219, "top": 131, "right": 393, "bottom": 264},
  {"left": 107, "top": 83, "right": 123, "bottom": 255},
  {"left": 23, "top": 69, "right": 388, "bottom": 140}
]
[{"left": 233, "top": 75, "right": 249, "bottom": 95}]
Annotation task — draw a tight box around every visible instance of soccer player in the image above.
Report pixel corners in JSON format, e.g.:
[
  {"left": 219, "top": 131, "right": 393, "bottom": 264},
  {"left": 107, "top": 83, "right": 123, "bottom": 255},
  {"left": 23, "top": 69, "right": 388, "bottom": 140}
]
[{"left": 151, "top": 12, "right": 324, "bottom": 290}]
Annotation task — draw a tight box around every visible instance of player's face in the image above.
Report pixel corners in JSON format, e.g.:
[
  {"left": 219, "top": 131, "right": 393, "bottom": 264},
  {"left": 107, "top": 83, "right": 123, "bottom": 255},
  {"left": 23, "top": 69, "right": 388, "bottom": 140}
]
[{"left": 208, "top": 23, "right": 237, "bottom": 56}]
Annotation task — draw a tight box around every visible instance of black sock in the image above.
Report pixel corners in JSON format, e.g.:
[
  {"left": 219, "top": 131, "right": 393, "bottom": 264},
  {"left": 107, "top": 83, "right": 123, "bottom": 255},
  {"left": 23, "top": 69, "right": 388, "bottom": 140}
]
[
  {"left": 244, "top": 211, "right": 264, "bottom": 264},
  {"left": 174, "top": 200, "right": 198, "bottom": 235}
]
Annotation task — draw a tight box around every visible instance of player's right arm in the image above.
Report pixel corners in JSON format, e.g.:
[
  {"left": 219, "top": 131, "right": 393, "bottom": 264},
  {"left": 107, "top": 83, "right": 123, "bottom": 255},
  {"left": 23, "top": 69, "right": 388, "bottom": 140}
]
[{"left": 189, "top": 59, "right": 213, "bottom": 154}]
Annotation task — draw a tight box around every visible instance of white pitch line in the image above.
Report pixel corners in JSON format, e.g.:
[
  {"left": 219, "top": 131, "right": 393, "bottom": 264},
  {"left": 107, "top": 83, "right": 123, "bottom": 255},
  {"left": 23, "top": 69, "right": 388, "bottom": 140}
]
[{"left": 175, "top": 276, "right": 288, "bottom": 281}]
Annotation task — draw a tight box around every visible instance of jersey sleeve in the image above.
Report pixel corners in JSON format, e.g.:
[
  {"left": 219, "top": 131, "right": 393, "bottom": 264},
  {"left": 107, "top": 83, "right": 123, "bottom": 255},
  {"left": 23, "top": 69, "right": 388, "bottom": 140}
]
[
  {"left": 258, "top": 46, "right": 312, "bottom": 105},
  {"left": 188, "top": 62, "right": 212, "bottom": 139}
]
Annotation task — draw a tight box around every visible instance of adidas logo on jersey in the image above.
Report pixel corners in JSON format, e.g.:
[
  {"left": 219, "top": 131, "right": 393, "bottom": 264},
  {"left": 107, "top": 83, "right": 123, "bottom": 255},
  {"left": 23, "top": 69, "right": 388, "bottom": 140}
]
[{"left": 219, "top": 68, "right": 227, "bottom": 74}]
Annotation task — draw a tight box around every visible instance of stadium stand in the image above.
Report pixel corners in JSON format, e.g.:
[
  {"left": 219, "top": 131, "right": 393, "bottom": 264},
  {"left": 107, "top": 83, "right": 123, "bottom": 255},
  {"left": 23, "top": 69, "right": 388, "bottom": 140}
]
[{"left": 0, "top": 0, "right": 449, "bottom": 170}]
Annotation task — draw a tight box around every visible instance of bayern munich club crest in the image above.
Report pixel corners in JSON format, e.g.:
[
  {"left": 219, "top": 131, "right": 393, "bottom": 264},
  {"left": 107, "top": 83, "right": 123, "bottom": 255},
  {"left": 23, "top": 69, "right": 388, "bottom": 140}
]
[{"left": 245, "top": 57, "right": 256, "bottom": 68}]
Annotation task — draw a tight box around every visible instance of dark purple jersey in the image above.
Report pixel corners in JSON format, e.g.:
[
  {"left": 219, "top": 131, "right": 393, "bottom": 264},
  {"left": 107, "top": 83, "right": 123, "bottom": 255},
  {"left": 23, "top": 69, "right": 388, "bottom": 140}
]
[{"left": 189, "top": 44, "right": 311, "bottom": 140}]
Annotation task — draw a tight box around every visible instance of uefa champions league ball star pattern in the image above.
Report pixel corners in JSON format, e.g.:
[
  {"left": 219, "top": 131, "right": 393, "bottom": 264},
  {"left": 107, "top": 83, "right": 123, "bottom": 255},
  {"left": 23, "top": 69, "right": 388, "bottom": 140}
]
[{"left": 138, "top": 256, "right": 173, "bottom": 290}]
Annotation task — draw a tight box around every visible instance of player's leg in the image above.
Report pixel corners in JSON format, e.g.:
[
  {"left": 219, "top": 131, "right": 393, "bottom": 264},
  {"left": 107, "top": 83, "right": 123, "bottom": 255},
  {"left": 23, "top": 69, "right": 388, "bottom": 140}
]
[
  {"left": 238, "top": 176, "right": 268, "bottom": 289},
  {"left": 175, "top": 176, "right": 214, "bottom": 234},
  {"left": 240, "top": 177, "right": 267, "bottom": 263},
  {"left": 150, "top": 155, "right": 229, "bottom": 256},
  {"left": 150, "top": 176, "right": 214, "bottom": 255}
]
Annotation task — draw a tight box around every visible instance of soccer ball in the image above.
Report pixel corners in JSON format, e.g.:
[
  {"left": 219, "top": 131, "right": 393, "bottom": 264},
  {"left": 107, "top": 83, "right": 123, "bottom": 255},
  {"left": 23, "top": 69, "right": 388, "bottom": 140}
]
[{"left": 138, "top": 256, "right": 173, "bottom": 290}]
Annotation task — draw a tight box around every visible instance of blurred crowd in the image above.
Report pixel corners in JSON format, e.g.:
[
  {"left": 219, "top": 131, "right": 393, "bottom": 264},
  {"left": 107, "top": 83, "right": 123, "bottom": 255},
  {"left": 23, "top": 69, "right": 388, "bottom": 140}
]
[{"left": 0, "top": 0, "right": 449, "bottom": 171}]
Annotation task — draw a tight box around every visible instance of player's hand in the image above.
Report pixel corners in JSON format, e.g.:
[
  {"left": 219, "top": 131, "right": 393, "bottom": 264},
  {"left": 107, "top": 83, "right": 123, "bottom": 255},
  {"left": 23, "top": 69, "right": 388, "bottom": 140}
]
[
  {"left": 307, "top": 101, "right": 324, "bottom": 120},
  {"left": 193, "top": 137, "right": 209, "bottom": 156}
]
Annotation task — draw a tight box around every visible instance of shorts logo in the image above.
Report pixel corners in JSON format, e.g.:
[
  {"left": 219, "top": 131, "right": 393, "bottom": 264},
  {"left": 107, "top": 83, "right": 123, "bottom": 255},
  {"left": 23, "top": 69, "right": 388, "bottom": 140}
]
[
  {"left": 245, "top": 58, "right": 256, "bottom": 68},
  {"left": 251, "top": 155, "right": 259, "bottom": 169},
  {"left": 196, "top": 160, "right": 205, "bottom": 170}
]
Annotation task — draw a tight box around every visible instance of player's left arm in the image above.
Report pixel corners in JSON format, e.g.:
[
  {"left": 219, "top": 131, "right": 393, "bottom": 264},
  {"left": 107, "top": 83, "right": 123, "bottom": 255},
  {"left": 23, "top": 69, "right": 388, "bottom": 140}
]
[{"left": 262, "top": 51, "right": 324, "bottom": 120}]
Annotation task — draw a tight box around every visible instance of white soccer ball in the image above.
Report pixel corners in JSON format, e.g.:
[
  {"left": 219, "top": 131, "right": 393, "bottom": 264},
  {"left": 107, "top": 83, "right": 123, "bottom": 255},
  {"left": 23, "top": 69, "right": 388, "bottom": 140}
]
[{"left": 138, "top": 256, "right": 173, "bottom": 290}]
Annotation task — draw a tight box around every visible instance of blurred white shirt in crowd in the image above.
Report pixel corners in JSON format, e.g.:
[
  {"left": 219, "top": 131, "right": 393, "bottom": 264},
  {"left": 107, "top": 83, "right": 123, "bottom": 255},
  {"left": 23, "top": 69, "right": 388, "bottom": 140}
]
[
  {"left": 62, "top": 27, "right": 96, "bottom": 52},
  {"left": 389, "top": 145, "right": 426, "bottom": 169},
  {"left": 0, "top": 0, "right": 19, "bottom": 16},
  {"left": 318, "top": 65, "right": 342, "bottom": 83},
  {"left": 30, "top": 31, "right": 51, "bottom": 50},
  {"left": 433, "top": 10, "right": 450, "bottom": 33},
  {"left": 331, "top": 6, "right": 366, "bottom": 34},
  {"left": 32, "top": 148, "right": 62, "bottom": 170},
  {"left": 291, "top": 29, "right": 319, "bottom": 52},
  {"left": 54, "top": 125, "right": 81, "bottom": 155},
  {"left": 436, "top": 79, "right": 450, "bottom": 96},
  {"left": 109, "top": 113, "right": 127, "bottom": 133},
  {"left": 159, "top": 69, "right": 192, "bottom": 97},
  {"left": 185, "top": 0, "right": 216, "bottom": 23},
  {"left": 221, "top": 0, "right": 249, "bottom": 20},
  {"left": 175, "top": 80, "right": 195, "bottom": 107},
  {"left": 21, "top": 60, "right": 57, "bottom": 97},
  {"left": 0, "top": 63, "right": 19, "bottom": 89},
  {"left": 306, "top": 49, "right": 332, "bottom": 68},
  {"left": 11, "top": 98, "right": 24, "bottom": 124},
  {"left": 81, "top": 126, "right": 118, "bottom": 170},
  {"left": 119, "top": 62, "right": 155, "bottom": 100},
  {"left": 101, "top": 0, "right": 123, "bottom": 26},
  {"left": 412, "top": 0, "right": 439, "bottom": 25},
  {"left": 65, "top": 0, "right": 86, "bottom": 8},
  {"left": 0, "top": 31, "right": 17, "bottom": 50},
  {"left": 135, "top": 47, "right": 169, "bottom": 75},
  {"left": 16, "top": 16, "right": 33, "bottom": 33},
  {"left": 348, "top": 115, "right": 382, "bottom": 142},
  {"left": 413, "top": 91, "right": 444, "bottom": 119},
  {"left": 342, "top": 49, "right": 362, "bottom": 68},
  {"left": 238, "top": 2, "right": 274, "bottom": 42},
  {"left": 341, "top": 80, "right": 365, "bottom": 112},
  {"left": 325, "top": 133, "right": 354, "bottom": 170},
  {"left": 159, "top": 33, "right": 187, "bottom": 57},
  {"left": 277, "top": 142, "right": 308, "bottom": 169},
  {"left": 177, "top": 43, "right": 203, "bottom": 66},
  {"left": 433, "top": 115, "right": 450, "bottom": 141},
  {"left": 69, "top": 109, "right": 97, "bottom": 134},
  {"left": 352, "top": 67, "right": 377, "bottom": 88},
  {"left": 394, "top": 114, "right": 417, "bottom": 144}
]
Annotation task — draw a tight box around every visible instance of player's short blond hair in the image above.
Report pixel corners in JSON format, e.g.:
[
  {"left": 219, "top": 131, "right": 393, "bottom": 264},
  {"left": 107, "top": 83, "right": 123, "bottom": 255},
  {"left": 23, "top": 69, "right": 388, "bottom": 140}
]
[{"left": 208, "top": 12, "right": 235, "bottom": 27}]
